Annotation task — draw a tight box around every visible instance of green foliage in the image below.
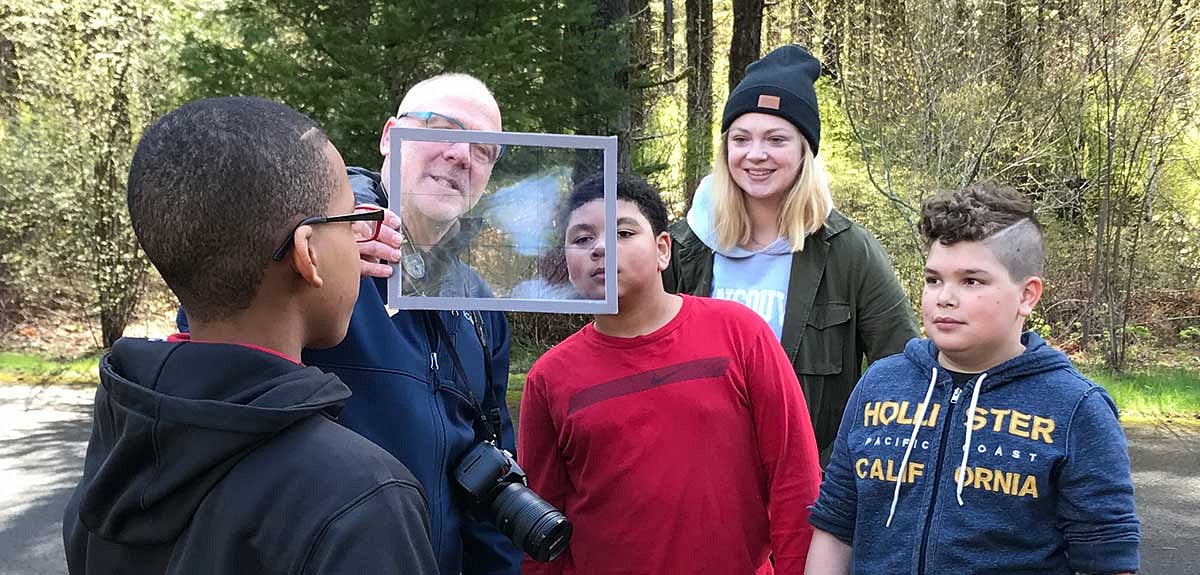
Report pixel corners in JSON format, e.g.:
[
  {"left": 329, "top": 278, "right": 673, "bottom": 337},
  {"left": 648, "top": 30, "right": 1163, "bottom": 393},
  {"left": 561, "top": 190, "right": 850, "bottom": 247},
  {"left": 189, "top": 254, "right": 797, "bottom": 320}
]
[
  {"left": 800, "top": 0, "right": 1200, "bottom": 372},
  {"left": 1181, "top": 325, "right": 1200, "bottom": 342},
  {"left": 173, "top": 1, "right": 635, "bottom": 353},
  {"left": 819, "top": 78, "right": 926, "bottom": 305},
  {"left": 1125, "top": 324, "right": 1152, "bottom": 340},
  {"left": 0, "top": 0, "right": 193, "bottom": 346},
  {"left": 3, "top": 0, "right": 1200, "bottom": 370},
  {"left": 180, "top": 0, "right": 630, "bottom": 169},
  {"left": 1028, "top": 314, "right": 1053, "bottom": 340}
]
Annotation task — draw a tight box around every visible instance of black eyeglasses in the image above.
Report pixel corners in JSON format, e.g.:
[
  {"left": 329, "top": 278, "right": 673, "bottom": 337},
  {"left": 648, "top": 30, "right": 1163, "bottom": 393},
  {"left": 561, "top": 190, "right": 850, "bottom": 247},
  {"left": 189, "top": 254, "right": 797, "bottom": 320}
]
[
  {"left": 398, "top": 111, "right": 506, "bottom": 165},
  {"left": 271, "top": 205, "right": 385, "bottom": 262}
]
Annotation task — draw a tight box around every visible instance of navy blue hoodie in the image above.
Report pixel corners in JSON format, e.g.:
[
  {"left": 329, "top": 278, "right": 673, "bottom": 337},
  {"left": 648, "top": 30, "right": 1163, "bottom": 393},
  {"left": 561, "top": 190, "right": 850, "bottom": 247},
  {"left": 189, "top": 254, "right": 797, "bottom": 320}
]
[
  {"left": 63, "top": 338, "right": 438, "bottom": 575},
  {"left": 809, "top": 332, "right": 1140, "bottom": 574},
  {"left": 301, "top": 167, "right": 523, "bottom": 575}
]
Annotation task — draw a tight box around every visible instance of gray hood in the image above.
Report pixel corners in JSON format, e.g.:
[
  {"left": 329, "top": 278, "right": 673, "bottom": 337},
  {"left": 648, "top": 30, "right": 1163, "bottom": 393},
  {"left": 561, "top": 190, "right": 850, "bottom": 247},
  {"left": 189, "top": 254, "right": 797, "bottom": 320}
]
[{"left": 685, "top": 174, "right": 809, "bottom": 257}]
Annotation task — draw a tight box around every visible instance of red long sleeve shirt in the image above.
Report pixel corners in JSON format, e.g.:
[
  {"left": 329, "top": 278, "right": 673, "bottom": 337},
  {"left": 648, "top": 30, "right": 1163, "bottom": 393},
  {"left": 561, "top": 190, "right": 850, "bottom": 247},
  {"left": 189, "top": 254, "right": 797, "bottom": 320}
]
[{"left": 519, "top": 295, "right": 821, "bottom": 575}]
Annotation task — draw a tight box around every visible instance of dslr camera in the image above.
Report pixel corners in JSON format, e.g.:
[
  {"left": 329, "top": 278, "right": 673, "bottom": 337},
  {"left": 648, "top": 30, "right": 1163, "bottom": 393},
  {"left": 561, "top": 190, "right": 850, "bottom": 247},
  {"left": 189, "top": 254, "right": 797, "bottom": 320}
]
[{"left": 454, "top": 441, "right": 572, "bottom": 562}]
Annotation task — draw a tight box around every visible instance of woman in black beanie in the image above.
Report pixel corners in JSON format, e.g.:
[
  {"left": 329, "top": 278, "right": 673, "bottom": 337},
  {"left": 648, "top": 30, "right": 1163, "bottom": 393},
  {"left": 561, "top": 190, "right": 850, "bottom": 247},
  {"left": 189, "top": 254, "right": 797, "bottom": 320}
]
[{"left": 664, "top": 45, "right": 918, "bottom": 466}]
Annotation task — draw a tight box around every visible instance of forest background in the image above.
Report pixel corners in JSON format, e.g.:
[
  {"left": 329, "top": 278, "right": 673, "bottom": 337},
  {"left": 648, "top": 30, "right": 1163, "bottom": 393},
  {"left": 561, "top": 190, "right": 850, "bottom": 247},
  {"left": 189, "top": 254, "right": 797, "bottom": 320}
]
[{"left": 1, "top": 0, "right": 1199, "bottom": 386}]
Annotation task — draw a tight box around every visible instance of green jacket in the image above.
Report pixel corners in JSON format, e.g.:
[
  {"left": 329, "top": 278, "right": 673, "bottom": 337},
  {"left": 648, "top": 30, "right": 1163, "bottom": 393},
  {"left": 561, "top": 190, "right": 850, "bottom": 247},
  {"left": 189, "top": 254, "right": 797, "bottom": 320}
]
[{"left": 664, "top": 209, "right": 918, "bottom": 461}]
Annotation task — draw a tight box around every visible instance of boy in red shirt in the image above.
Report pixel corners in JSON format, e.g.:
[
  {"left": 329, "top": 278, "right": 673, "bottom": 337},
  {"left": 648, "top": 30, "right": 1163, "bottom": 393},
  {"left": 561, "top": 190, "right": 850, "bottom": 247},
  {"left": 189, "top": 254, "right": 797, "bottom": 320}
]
[{"left": 519, "top": 174, "right": 822, "bottom": 574}]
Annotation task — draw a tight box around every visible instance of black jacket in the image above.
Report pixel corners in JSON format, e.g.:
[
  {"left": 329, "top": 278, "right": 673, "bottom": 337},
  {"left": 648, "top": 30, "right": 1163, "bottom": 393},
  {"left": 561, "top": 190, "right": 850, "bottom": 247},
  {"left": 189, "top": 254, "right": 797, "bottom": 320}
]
[{"left": 62, "top": 338, "right": 439, "bottom": 575}]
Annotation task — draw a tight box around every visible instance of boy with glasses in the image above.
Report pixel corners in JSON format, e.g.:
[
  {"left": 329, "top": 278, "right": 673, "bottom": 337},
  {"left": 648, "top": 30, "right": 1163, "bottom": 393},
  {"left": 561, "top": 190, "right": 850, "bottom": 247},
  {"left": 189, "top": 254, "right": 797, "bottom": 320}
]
[{"left": 63, "top": 97, "right": 437, "bottom": 575}]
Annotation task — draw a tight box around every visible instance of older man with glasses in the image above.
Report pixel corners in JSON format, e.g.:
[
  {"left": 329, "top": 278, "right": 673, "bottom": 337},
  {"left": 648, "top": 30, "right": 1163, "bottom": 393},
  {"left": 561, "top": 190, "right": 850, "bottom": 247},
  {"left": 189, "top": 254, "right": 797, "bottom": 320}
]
[{"left": 302, "top": 73, "right": 524, "bottom": 575}]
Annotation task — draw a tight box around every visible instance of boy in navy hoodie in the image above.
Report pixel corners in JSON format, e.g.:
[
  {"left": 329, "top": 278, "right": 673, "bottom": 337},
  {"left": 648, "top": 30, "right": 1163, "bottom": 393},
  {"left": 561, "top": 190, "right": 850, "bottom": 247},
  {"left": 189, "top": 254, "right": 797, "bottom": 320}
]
[
  {"left": 62, "top": 97, "right": 437, "bottom": 574},
  {"left": 806, "top": 182, "right": 1140, "bottom": 574}
]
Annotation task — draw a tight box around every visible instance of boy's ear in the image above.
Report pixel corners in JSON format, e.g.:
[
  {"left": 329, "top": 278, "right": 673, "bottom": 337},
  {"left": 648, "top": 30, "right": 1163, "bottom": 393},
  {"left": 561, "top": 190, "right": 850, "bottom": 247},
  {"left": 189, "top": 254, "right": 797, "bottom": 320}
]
[
  {"left": 379, "top": 116, "right": 399, "bottom": 157},
  {"left": 1017, "top": 275, "right": 1044, "bottom": 318},
  {"left": 656, "top": 230, "right": 672, "bottom": 272},
  {"left": 289, "top": 225, "right": 324, "bottom": 289}
]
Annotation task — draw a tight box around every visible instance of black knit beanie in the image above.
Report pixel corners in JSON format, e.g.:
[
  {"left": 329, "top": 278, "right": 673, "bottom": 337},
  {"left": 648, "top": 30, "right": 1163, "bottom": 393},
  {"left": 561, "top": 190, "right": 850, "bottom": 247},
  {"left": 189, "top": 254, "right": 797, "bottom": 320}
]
[{"left": 721, "top": 45, "right": 822, "bottom": 155}]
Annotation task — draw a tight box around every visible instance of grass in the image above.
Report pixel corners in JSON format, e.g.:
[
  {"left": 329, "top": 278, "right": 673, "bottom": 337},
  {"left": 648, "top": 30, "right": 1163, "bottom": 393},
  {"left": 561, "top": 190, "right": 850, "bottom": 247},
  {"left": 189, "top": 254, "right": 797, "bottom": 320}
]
[
  {"left": 4, "top": 349, "right": 1196, "bottom": 427},
  {"left": 1084, "top": 366, "right": 1200, "bottom": 425},
  {"left": 509, "top": 341, "right": 544, "bottom": 375},
  {"left": 0, "top": 351, "right": 99, "bottom": 385}
]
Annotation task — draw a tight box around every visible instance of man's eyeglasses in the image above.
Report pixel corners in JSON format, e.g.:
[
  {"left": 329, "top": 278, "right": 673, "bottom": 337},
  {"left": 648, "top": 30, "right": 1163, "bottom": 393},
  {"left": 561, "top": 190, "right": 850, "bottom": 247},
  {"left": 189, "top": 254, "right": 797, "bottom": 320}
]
[
  {"left": 271, "top": 205, "right": 386, "bottom": 262},
  {"left": 398, "top": 111, "right": 505, "bottom": 165}
]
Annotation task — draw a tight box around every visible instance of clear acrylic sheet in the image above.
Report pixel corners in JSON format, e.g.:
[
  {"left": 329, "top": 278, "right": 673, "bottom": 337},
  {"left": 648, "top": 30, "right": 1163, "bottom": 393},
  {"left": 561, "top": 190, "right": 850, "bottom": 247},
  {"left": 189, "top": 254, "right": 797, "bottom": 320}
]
[{"left": 386, "top": 127, "right": 617, "bottom": 314}]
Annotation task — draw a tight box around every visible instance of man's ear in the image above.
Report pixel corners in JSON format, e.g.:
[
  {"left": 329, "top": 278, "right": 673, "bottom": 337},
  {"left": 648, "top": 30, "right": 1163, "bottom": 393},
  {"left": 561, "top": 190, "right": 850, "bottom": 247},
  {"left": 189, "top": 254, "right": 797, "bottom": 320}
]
[
  {"left": 289, "top": 225, "right": 324, "bottom": 288},
  {"left": 379, "top": 116, "right": 399, "bottom": 157},
  {"left": 656, "top": 230, "right": 672, "bottom": 272},
  {"left": 1017, "top": 275, "right": 1044, "bottom": 318}
]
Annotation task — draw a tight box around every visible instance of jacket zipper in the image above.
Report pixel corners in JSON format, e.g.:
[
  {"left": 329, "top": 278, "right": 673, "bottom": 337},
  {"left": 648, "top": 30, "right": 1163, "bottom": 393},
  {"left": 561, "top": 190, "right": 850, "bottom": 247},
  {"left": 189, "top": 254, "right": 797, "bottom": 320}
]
[
  {"left": 425, "top": 311, "right": 450, "bottom": 560},
  {"left": 916, "top": 384, "right": 962, "bottom": 575}
]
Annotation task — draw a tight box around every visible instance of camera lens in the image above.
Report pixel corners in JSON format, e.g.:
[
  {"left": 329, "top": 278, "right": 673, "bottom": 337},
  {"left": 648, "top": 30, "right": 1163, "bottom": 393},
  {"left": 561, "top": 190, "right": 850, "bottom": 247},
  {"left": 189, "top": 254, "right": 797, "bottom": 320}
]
[{"left": 491, "top": 482, "right": 573, "bottom": 562}]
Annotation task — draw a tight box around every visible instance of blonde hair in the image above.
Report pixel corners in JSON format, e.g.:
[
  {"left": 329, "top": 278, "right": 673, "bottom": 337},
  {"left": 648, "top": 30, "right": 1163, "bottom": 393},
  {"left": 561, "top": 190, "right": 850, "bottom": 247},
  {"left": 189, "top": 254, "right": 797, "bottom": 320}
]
[{"left": 711, "top": 134, "right": 833, "bottom": 252}]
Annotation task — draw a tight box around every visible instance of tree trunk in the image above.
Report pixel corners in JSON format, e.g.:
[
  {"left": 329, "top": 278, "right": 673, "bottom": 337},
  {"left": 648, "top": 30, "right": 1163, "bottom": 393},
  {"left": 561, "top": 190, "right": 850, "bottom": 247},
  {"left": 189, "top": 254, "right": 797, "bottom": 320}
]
[
  {"left": 1033, "top": 0, "right": 1046, "bottom": 85},
  {"left": 0, "top": 33, "right": 16, "bottom": 112},
  {"left": 821, "top": 0, "right": 844, "bottom": 80},
  {"left": 1004, "top": 0, "right": 1024, "bottom": 87},
  {"left": 728, "top": 0, "right": 765, "bottom": 90},
  {"left": 629, "top": 0, "right": 652, "bottom": 158},
  {"left": 93, "top": 63, "right": 145, "bottom": 348},
  {"left": 790, "top": 0, "right": 815, "bottom": 47},
  {"left": 684, "top": 0, "right": 714, "bottom": 203},
  {"left": 596, "top": 0, "right": 632, "bottom": 170},
  {"left": 663, "top": 0, "right": 676, "bottom": 75}
]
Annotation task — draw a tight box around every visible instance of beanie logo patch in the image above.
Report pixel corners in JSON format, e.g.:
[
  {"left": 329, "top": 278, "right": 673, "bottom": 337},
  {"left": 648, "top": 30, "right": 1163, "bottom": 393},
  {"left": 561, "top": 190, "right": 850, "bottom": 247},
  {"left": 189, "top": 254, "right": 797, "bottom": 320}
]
[{"left": 757, "top": 94, "right": 781, "bottom": 110}]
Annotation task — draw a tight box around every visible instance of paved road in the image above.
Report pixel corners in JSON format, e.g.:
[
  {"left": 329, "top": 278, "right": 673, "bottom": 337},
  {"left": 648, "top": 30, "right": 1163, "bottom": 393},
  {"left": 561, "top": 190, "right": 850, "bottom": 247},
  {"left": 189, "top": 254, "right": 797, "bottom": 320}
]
[
  {"left": 0, "top": 385, "right": 91, "bottom": 575},
  {"left": 1125, "top": 423, "right": 1200, "bottom": 573},
  {"left": 0, "top": 383, "right": 1196, "bottom": 574}
]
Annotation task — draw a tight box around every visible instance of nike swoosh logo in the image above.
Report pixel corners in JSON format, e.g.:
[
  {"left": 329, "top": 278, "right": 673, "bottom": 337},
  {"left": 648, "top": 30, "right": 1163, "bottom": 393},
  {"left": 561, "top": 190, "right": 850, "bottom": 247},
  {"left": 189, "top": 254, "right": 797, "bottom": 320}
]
[{"left": 568, "top": 357, "right": 731, "bottom": 415}]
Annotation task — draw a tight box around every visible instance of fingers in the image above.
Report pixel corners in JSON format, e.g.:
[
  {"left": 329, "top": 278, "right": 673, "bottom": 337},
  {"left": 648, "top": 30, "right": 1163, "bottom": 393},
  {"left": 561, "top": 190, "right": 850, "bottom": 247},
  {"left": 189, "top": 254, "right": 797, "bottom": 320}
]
[
  {"left": 356, "top": 205, "right": 403, "bottom": 279},
  {"left": 360, "top": 259, "right": 394, "bottom": 278},
  {"left": 359, "top": 239, "right": 402, "bottom": 264},
  {"left": 371, "top": 207, "right": 405, "bottom": 250},
  {"left": 381, "top": 207, "right": 401, "bottom": 233},
  {"left": 376, "top": 225, "right": 405, "bottom": 250}
]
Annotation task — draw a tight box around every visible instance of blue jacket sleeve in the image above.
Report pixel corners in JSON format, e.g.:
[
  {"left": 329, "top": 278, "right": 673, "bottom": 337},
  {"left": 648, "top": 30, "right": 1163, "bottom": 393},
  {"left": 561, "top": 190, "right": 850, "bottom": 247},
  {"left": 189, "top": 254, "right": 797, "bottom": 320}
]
[
  {"left": 461, "top": 311, "right": 524, "bottom": 575},
  {"left": 808, "top": 369, "right": 866, "bottom": 544},
  {"left": 1057, "top": 386, "right": 1141, "bottom": 574}
]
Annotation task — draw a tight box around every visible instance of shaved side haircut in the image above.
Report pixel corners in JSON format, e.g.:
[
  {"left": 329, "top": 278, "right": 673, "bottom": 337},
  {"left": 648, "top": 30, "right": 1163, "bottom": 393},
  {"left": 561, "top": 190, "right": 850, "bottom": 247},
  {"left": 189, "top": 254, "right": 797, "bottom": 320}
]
[{"left": 920, "top": 181, "right": 1044, "bottom": 281}]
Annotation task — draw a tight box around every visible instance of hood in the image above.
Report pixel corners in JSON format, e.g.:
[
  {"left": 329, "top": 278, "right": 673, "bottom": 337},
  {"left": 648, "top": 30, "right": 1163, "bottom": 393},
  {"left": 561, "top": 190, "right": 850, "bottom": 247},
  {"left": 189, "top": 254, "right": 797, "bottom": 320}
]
[
  {"left": 901, "top": 331, "right": 1071, "bottom": 392},
  {"left": 884, "top": 331, "right": 1072, "bottom": 526},
  {"left": 76, "top": 338, "right": 350, "bottom": 545},
  {"left": 685, "top": 174, "right": 808, "bottom": 257},
  {"left": 348, "top": 166, "right": 386, "bottom": 207}
]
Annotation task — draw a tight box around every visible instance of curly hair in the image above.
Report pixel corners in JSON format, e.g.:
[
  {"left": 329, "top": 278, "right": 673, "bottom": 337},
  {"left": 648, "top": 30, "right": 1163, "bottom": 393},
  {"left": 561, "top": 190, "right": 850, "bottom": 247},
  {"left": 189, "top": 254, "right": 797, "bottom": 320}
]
[{"left": 920, "top": 181, "right": 1044, "bottom": 280}]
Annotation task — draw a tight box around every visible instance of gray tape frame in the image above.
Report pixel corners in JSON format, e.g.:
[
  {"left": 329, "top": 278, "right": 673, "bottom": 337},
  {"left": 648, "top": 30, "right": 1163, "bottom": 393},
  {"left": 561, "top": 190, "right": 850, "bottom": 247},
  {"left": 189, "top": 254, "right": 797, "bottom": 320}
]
[{"left": 386, "top": 127, "right": 618, "bottom": 314}]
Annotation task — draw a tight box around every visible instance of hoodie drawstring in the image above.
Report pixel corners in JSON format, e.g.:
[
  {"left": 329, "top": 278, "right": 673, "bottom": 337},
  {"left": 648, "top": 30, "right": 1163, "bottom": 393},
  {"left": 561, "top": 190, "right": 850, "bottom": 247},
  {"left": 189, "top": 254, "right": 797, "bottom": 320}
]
[
  {"left": 886, "top": 367, "right": 939, "bottom": 528},
  {"left": 955, "top": 372, "right": 987, "bottom": 506}
]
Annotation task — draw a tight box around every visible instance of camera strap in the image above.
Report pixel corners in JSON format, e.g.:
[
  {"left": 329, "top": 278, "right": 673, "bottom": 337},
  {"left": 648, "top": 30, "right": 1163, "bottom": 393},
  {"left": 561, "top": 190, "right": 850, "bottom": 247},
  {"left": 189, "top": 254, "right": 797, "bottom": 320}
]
[
  {"left": 430, "top": 312, "right": 503, "bottom": 446},
  {"left": 469, "top": 310, "right": 505, "bottom": 441}
]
